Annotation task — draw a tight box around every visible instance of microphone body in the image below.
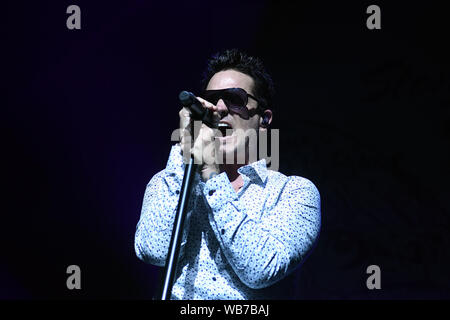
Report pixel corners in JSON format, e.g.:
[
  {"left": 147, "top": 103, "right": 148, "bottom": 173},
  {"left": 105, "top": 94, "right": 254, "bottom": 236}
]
[{"left": 179, "top": 91, "right": 216, "bottom": 128}]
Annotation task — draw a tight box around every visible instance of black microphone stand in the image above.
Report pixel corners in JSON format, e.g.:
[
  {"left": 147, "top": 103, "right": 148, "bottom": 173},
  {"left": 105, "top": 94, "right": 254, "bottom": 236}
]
[
  {"left": 160, "top": 155, "right": 197, "bottom": 300},
  {"left": 159, "top": 91, "right": 215, "bottom": 300}
]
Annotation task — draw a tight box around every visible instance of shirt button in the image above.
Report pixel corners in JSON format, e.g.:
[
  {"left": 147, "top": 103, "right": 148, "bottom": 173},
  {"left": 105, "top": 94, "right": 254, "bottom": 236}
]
[
  {"left": 212, "top": 277, "right": 217, "bottom": 281},
  {"left": 175, "top": 190, "right": 180, "bottom": 194},
  {"left": 208, "top": 189, "right": 215, "bottom": 196},
  {"left": 221, "top": 229, "right": 225, "bottom": 235}
]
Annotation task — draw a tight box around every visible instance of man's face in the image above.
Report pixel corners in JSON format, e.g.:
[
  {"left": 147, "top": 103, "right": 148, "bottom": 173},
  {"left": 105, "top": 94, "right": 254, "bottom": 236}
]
[{"left": 205, "top": 69, "right": 261, "bottom": 163}]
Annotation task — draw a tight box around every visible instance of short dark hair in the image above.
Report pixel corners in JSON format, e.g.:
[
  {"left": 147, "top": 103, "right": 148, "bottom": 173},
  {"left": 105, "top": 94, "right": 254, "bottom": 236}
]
[{"left": 201, "top": 49, "right": 275, "bottom": 111}]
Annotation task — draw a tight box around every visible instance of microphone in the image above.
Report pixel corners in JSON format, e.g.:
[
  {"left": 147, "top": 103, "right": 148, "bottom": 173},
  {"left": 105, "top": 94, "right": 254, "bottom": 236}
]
[{"left": 179, "top": 91, "right": 216, "bottom": 128}]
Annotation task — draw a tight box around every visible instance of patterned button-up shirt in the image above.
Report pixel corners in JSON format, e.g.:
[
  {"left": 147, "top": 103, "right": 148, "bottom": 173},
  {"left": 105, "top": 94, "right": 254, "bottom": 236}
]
[{"left": 134, "top": 144, "right": 321, "bottom": 299}]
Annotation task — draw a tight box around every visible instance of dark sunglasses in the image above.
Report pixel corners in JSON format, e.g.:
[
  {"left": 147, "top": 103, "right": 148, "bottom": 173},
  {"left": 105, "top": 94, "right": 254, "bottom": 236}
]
[{"left": 202, "top": 87, "right": 263, "bottom": 120}]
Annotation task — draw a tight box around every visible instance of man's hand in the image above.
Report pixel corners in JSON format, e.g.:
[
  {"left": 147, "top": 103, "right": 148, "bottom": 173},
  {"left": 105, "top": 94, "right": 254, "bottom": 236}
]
[{"left": 178, "top": 97, "right": 220, "bottom": 182}]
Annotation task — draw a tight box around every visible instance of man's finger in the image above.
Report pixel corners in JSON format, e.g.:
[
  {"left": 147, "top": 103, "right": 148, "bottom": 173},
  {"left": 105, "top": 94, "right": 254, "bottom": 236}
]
[{"left": 197, "top": 96, "right": 218, "bottom": 111}]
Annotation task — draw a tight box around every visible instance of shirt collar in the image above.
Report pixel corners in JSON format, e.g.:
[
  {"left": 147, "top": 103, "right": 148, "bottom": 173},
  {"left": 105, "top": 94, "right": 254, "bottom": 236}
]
[{"left": 237, "top": 158, "right": 269, "bottom": 184}]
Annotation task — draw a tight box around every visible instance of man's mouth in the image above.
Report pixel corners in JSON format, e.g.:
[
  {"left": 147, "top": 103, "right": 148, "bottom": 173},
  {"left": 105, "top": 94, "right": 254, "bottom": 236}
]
[{"left": 217, "top": 122, "right": 233, "bottom": 137}]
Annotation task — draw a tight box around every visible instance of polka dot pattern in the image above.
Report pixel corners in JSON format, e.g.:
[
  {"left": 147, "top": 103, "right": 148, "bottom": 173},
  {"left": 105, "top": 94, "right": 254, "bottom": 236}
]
[{"left": 135, "top": 145, "right": 321, "bottom": 299}]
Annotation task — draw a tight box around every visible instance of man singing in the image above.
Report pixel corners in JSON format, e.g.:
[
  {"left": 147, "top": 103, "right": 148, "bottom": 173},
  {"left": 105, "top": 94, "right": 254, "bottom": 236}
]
[{"left": 134, "top": 49, "right": 321, "bottom": 299}]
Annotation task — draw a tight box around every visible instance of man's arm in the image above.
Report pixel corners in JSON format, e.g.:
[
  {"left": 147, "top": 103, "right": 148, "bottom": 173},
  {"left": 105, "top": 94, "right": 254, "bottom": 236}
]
[
  {"left": 204, "top": 174, "right": 321, "bottom": 289},
  {"left": 134, "top": 145, "right": 195, "bottom": 266},
  {"left": 135, "top": 97, "right": 218, "bottom": 266}
]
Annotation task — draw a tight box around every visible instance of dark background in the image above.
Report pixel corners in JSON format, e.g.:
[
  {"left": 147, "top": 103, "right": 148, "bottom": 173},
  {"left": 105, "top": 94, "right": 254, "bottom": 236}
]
[{"left": 2, "top": 1, "right": 449, "bottom": 299}]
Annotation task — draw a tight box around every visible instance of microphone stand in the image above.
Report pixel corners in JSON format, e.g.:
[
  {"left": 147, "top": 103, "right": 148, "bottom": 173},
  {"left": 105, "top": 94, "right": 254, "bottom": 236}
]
[
  {"left": 160, "top": 91, "right": 214, "bottom": 300},
  {"left": 160, "top": 155, "right": 197, "bottom": 300}
]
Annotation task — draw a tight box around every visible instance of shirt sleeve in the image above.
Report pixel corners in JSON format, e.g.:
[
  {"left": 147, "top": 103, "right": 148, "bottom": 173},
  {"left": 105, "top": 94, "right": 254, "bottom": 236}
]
[
  {"left": 203, "top": 173, "right": 321, "bottom": 289},
  {"left": 134, "top": 144, "right": 199, "bottom": 266}
]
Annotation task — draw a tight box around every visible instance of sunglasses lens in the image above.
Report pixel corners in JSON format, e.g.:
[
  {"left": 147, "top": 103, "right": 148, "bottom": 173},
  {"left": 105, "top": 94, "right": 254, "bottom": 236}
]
[
  {"left": 224, "top": 90, "right": 245, "bottom": 106},
  {"left": 224, "top": 89, "right": 249, "bottom": 118},
  {"left": 203, "top": 91, "right": 220, "bottom": 105},
  {"left": 203, "top": 88, "right": 250, "bottom": 119}
]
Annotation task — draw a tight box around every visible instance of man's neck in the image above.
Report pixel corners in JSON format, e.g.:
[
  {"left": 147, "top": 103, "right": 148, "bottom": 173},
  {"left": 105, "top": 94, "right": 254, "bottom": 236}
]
[{"left": 220, "top": 163, "right": 245, "bottom": 192}]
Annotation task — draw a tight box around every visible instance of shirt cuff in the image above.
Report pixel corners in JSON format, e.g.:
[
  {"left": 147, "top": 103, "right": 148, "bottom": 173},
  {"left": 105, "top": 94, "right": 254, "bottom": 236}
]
[
  {"left": 163, "top": 144, "right": 204, "bottom": 196},
  {"left": 163, "top": 144, "right": 186, "bottom": 194}
]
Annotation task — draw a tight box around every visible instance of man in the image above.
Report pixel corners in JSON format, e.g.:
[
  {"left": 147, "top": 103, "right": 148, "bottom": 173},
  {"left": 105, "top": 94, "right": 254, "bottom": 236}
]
[{"left": 134, "top": 49, "right": 321, "bottom": 299}]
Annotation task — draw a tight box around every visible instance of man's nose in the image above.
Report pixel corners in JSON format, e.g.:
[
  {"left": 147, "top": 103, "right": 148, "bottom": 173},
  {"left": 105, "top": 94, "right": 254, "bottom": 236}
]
[{"left": 216, "top": 99, "right": 228, "bottom": 117}]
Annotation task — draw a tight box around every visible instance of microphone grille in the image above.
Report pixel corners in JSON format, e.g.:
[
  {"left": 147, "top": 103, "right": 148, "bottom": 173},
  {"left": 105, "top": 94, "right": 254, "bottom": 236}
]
[{"left": 179, "top": 91, "right": 193, "bottom": 106}]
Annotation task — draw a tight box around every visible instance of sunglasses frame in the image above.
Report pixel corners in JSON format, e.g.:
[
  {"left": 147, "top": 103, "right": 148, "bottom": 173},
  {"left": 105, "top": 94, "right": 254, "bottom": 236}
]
[{"left": 202, "top": 87, "right": 264, "bottom": 119}]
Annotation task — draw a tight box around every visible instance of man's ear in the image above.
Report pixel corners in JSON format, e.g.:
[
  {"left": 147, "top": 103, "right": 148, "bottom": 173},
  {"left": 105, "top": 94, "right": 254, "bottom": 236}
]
[{"left": 259, "top": 109, "right": 273, "bottom": 130}]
